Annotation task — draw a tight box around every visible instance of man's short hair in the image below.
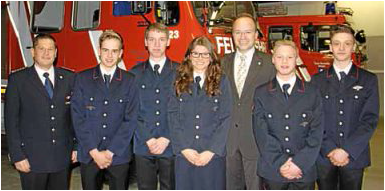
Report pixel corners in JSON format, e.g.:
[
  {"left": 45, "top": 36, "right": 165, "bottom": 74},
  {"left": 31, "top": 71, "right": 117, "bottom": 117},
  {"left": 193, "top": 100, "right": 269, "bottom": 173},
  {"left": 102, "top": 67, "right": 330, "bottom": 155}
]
[
  {"left": 99, "top": 30, "right": 123, "bottom": 49},
  {"left": 273, "top": 40, "right": 299, "bottom": 56},
  {"left": 145, "top": 23, "right": 169, "bottom": 40},
  {"left": 233, "top": 13, "right": 259, "bottom": 32},
  {"left": 32, "top": 33, "right": 57, "bottom": 49},
  {"left": 331, "top": 25, "right": 355, "bottom": 40}
]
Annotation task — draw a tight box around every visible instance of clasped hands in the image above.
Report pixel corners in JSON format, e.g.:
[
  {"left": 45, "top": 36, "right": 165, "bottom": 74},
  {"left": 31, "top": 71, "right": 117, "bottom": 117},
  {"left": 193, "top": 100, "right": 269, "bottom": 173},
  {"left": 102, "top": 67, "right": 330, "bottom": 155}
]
[
  {"left": 181, "top": 149, "right": 214, "bottom": 167},
  {"left": 146, "top": 137, "right": 170, "bottom": 155},
  {"left": 327, "top": 148, "right": 349, "bottom": 167},
  {"left": 280, "top": 157, "right": 303, "bottom": 180},
  {"left": 89, "top": 149, "right": 114, "bottom": 169}
]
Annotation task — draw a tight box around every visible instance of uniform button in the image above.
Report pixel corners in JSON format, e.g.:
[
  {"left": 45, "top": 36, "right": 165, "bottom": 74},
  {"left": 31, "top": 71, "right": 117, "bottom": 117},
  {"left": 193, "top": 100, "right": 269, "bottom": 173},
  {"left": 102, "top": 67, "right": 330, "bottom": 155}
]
[
  {"left": 284, "top": 137, "right": 290, "bottom": 142},
  {"left": 302, "top": 113, "right": 307, "bottom": 118},
  {"left": 119, "top": 99, "right": 123, "bottom": 103},
  {"left": 155, "top": 100, "right": 160, "bottom": 104},
  {"left": 339, "top": 121, "right": 343, "bottom": 126},
  {"left": 179, "top": 98, "right": 183, "bottom": 102},
  {"left": 339, "top": 99, "right": 344, "bottom": 104},
  {"left": 196, "top": 115, "right": 200, "bottom": 119},
  {"left": 285, "top": 126, "right": 290, "bottom": 130},
  {"left": 50, "top": 104, "right": 55, "bottom": 109},
  {"left": 104, "top": 100, "right": 108, "bottom": 105},
  {"left": 21, "top": 143, "right": 24, "bottom": 146},
  {"left": 285, "top": 148, "right": 291, "bottom": 153},
  {"left": 214, "top": 99, "right": 218, "bottom": 103},
  {"left": 325, "top": 95, "right": 329, "bottom": 99},
  {"left": 195, "top": 125, "right": 200, "bottom": 129},
  {"left": 102, "top": 124, "right": 107, "bottom": 129},
  {"left": 155, "top": 89, "right": 160, "bottom": 93},
  {"left": 103, "top": 137, "right": 106, "bottom": 140},
  {"left": 141, "top": 84, "right": 146, "bottom": 89},
  {"left": 339, "top": 110, "right": 344, "bottom": 115},
  {"left": 268, "top": 114, "right": 272, "bottom": 118},
  {"left": 195, "top": 135, "right": 200, "bottom": 139},
  {"left": 52, "top": 139, "right": 56, "bottom": 144},
  {"left": 285, "top": 114, "right": 290, "bottom": 119},
  {"left": 103, "top": 113, "right": 107, "bottom": 117},
  {"left": 354, "top": 95, "right": 359, "bottom": 99},
  {"left": 156, "top": 111, "right": 160, "bottom": 115},
  {"left": 156, "top": 122, "right": 160, "bottom": 126},
  {"left": 90, "top": 97, "right": 94, "bottom": 101},
  {"left": 51, "top": 116, "right": 55, "bottom": 121},
  {"left": 237, "top": 103, "right": 241, "bottom": 106},
  {"left": 52, "top": 128, "right": 55, "bottom": 132},
  {"left": 73, "top": 138, "right": 76, "bottom": 141},
  {"left": 339, "top": 132, "right": 344, "bottom": 137}
]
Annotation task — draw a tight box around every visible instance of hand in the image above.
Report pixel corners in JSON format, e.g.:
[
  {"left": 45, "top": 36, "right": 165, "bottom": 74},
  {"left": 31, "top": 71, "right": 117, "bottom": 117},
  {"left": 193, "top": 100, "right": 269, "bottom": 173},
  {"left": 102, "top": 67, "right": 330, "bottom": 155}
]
[
  {"left": 280, "top": 158, "right": 303, "bottom": 180},
  {"left": 328, "top": 148, "right": 349, "bottom": 166},
  {"left": 89, "top": 149, "right": 112, "bottom": 169},
  {"left": 71, "top": 151, "right": 78, "bottom": 163},
  {"left": 15, "top": 159, "right": 31, "bottom": 173},
  {"left": 146, "top": 138, "right": 157, "bottom": 153},
  {"left": 151, "top": 137, "right": 170, "bottom": 155},
  {"left": 195, "top": 151, "right": 215, "bottom": 166},
  {"left": 181, "top": 149, "right": 199, "bottom": 165},
  {"left": 101, "top": 150, "right": 114, "bottom": 160}
]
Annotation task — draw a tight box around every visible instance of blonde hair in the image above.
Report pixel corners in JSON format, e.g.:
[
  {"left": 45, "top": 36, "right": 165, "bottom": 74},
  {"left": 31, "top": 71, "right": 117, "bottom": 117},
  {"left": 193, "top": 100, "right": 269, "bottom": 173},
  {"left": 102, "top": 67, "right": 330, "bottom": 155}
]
[
  {"left": 99, "top": 30, "right": 123, "bottom": 49},
  {"left": 145, "top": 23, "right": 169, "bottom": 40},
  {"left": 273, "top": 40, "right": 298, "bottom": 56}
]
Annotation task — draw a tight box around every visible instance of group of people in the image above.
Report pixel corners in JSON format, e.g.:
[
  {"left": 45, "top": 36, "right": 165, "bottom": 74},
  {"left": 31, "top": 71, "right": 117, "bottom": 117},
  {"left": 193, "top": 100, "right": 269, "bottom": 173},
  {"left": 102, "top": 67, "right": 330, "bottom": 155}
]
[{"left": 5, "top": 13, "right": 379, "bottom": 190}]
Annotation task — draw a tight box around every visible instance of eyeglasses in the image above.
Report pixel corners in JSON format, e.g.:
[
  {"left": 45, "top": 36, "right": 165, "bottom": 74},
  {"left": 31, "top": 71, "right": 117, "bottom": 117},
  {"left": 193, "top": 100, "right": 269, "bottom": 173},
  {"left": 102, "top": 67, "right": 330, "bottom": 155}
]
[{"left": 190, "top": 52, "right": 211, "bottom": 58}]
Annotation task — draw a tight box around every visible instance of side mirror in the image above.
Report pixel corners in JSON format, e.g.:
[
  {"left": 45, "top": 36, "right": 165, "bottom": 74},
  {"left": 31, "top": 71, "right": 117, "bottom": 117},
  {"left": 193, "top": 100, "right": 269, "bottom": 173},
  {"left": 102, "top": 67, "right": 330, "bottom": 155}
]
[
  {"left": 131, "top": 1, "right": 147, "bottom": 15},
  {"left": 355, "top": 30, "right": 366, "bottom": 44}
]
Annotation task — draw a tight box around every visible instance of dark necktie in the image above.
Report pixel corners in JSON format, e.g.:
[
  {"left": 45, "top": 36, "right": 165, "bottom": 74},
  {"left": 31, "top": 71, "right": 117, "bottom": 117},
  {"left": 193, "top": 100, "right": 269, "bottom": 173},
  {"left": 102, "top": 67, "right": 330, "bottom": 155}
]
[
  {"left": 195, "top": 76, "right": 202, "bottom": 95},
  {"left": 104, "top": 74, "right": 111, "bottom": 89},
  {"left": 154, "top": 64, "right": 160, "bottom": 76},
  {"left": 339, "top": 72, "right": 346, "bottom": 84},
  {"left": 282, "top": 83, "right": 290, "bottom": 101},
  {"left": 43, "top": 72, "right": 54, "bottom": 99}
]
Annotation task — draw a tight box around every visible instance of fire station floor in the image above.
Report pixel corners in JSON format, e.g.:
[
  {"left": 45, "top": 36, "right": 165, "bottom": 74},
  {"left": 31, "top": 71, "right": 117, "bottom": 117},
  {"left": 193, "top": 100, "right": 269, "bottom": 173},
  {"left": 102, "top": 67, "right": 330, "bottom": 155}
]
[{"left": 1, "top": 117, "right": 384, "bottom": 190}]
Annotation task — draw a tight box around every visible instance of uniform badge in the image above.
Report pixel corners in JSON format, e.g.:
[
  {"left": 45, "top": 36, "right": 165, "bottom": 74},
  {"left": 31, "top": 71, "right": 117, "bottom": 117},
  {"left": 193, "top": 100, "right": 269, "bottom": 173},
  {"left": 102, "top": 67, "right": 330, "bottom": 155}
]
[
  {"left": 300, "top": 121, "right": 309, "bottom": 127},
  {"left": 86, "top": 105, "right": 96, "bottom": 111},
  {"left": 352, "top": 85, "right": 363, "bottom": 91}
]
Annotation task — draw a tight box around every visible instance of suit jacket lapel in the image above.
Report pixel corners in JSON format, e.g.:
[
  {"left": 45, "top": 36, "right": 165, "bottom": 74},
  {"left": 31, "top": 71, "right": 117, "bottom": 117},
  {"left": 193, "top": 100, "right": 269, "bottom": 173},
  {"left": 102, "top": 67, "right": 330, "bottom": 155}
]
[
  {"left": 326, "top": 66, "right": 340, "bottom": 93},
  {"left": 240, "top": 51, "right": 263, "bottom": 99},
  {"left": 343, "top": 64, "right": 359, "bottom": 91},
  {"left": 225, "top": 53, "right": 240, "bottom": 100},
  {"left": 287, "top": 78, "right": 306, "bottom": 108},
  {"left": 92, "top": 65, "right": 108, "bottom": 94},
  {"left": 268, "top": 78, "right": 286, "bottom": 106},
  {"left": 109, "top": 68, "right": 123, "bottom": 96},
  {"left": 28, "top": 66, "right": 51, "bottom": 99},
  {"left": 158, "top": 58, "right": 174, "bottom": 85}
]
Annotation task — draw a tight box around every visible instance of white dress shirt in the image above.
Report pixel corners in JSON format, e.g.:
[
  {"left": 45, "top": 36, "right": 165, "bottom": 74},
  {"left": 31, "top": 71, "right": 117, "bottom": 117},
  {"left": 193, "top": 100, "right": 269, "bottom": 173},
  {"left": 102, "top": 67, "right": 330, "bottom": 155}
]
[{"left": 34, "top": 64, "right": 55, "bottom": 87}]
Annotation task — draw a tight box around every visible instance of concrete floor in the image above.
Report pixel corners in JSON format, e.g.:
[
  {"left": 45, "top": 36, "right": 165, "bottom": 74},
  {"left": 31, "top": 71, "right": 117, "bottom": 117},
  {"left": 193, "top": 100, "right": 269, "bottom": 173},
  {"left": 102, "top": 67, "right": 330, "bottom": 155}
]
[{"left": 1, "top": 118, "right": 383, "bottom": 190}]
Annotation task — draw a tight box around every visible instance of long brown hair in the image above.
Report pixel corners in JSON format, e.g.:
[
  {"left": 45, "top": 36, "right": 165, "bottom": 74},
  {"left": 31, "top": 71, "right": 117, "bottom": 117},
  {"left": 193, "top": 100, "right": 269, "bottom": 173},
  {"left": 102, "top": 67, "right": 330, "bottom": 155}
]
[{"left": 175, "top": 36, "right": 222, "bottom": 97}]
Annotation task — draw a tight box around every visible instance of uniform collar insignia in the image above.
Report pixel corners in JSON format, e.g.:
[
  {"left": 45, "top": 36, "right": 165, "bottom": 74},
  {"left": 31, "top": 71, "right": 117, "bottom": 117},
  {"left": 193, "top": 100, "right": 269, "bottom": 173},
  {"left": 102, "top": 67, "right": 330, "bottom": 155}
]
[{"left": 353, "top": 85, "right": 363, "bottom": 91}]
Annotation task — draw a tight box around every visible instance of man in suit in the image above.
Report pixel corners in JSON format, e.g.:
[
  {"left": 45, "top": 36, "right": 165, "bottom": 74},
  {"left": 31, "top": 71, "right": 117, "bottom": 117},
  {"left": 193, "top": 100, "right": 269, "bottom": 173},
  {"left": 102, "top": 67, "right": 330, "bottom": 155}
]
[
  {"left": 222, "top": 13, "right": 276, "bottom": 189},
  {"left": 253, "top": 40, "right": 323, "bottom": 190},
  {"left": 131, "top": 23, "right": 177, "bottom": 190},
  {"left": 5, "top": 34, "right": 76, "bottom": 189},
  {"left": 71, "top": 30, "right": 138, "bottom": 189},
  {"left": 313, "top": 25, "right": 379, "bottom": 190}
]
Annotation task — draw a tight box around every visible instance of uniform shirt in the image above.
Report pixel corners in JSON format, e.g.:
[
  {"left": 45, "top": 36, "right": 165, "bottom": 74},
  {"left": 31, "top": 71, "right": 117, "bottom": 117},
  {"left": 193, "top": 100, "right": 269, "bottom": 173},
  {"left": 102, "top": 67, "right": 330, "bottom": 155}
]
[
  {"left": 333, "top": 61, "right": 352, "bottom": 80},
  {"left": 99, "top": 64, "right": 117, "bottom": 83},
  {"left": 234, "top": 48, "right": 255, "bottom": 81},
  {"left": 35, "top": 64, "right": 55, "bottom": 87},
  {"left": 149, "top": 56, "right": 166, "bottom": 74},
  {"left": 276, "top": 75, "right": 296, "bottom": 95}
]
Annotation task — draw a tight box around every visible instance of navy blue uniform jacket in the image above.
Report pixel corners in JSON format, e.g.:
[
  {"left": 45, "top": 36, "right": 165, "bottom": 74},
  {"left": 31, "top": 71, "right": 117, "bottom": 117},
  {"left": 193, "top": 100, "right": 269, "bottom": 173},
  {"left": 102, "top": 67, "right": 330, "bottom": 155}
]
[
  {"left": 5, "top": 66, "right": 75, "bottom": 173},
  {"left": 253, "top": 78, "right": 324, "bottom": 182},
  {"left": 130, "top": 58, "right": 178, "bottom": 157},
  {"left": 71, "top": 65, "right": 138, "bottom": 165},
  {"left": 312, "top": 65, "right": 379, "bottom": 169},
  {"left": 168, "top": 75, "right": 232, "bottom": 157}
]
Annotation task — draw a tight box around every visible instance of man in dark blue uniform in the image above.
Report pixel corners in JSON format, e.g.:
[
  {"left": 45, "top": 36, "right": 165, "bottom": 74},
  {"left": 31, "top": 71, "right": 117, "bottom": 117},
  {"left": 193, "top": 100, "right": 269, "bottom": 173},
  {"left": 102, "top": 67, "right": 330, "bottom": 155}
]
[
  {"left": 253, "top": 40, "right": 323, "bottom": 189},
  {"left": 313, "top": 25, "right": 379, "bottom": 190},
  {"left": 5, "top": 34, "right": 76, "bottom": 189},
  {"left": 130, "top": 23, "right": 177, "bottom": 190},
  {"left": 71, "top": 30, "right": 138, "bottom": 190}
]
